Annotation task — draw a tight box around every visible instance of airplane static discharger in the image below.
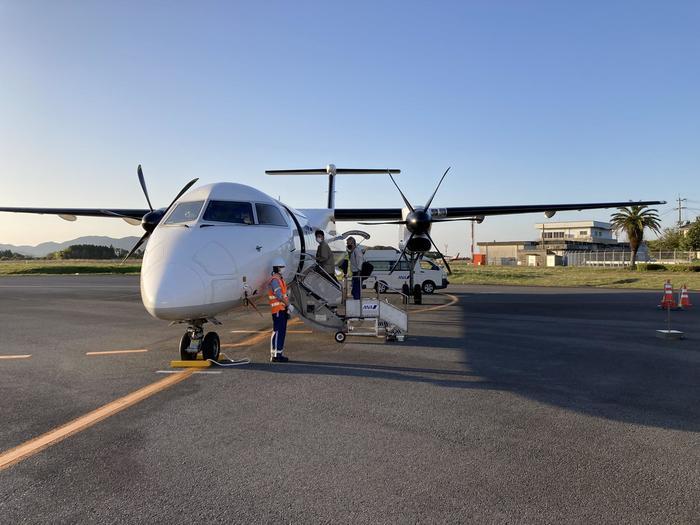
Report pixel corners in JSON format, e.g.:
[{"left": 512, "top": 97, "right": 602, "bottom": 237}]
[{"left": 0, "top": 164, "right": 665, "bottom": 360}]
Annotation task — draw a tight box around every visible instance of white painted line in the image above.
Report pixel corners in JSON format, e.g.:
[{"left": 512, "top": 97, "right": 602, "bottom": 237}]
[
  {"left": 230, "top": 330, "right": 262, "bottom": 333},
  {"left": 0, "top": 354, "right": 32, "bottom": 360},
  {"left": 86, "top": 349, "right": 148, "bottom": 356}
]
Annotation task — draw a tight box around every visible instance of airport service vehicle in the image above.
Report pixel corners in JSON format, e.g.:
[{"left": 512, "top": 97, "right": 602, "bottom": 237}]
[
  {"left": 362, "top": 250, "right": 448, "bottom": 294},
  {"left": 0, "top": 164, "right": 664, "bottom": 359}
]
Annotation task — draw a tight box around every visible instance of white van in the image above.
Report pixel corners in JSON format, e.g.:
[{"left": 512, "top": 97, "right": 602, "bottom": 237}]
[{"left": 362, "top": 250, "right": 449, "bottom": 294}]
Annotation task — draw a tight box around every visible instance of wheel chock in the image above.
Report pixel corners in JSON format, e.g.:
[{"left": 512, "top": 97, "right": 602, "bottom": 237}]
[{"left": 170, "top": 359, "right": 212, "bottom": 368}]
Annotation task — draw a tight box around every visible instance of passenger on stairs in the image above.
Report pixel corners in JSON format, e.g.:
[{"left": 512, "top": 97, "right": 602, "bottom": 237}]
[
  {"left": 315, "top": 230, "right": 337, "bottom": 282},
  {"left": 345, "top": 236, "right": 365, "bottom": 300}
]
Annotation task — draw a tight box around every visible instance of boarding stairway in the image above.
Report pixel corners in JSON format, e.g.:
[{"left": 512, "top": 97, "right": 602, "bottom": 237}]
[{"left": 288, "top": 264, "right": 408, "bottom": 342}]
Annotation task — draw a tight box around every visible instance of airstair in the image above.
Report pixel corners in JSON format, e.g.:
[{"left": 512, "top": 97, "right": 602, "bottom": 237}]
[{"left": 288, "top": 264, "right": 408, "bottom": 343}]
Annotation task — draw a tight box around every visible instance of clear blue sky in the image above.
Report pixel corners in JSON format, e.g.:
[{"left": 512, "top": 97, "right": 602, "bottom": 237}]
[{"left": 1, "top": 1, "right": 698, "bottom": 251}]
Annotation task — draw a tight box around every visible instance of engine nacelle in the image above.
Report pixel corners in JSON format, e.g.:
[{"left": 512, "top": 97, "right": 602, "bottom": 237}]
[{"left": 406, "top": 234, "right": 431, "bottom": 253}]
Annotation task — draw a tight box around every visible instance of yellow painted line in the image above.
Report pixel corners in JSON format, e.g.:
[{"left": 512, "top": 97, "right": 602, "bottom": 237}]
[
  {"left": 221, "top": 330, "right": 273, "bottom": 349},
  {"left": 413, "top": 293, "right": 459, "bottom": 314},
  {"left": 0, "top": 369, "right": 194, "bottom": 471},
  {"left": 0, "top": 354, "right": 32, "bottom": 360},
  {"left": 170, "top": 359, "right": 211, "bottom": 368},
  {"left": 86, "top": 349, "right": 148, "bottom": 356}
]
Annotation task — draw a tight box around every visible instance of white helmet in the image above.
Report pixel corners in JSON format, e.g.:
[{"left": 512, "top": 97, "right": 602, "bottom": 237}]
[{"left": 271, "top": 256, "right": 286, "bottom": 269}]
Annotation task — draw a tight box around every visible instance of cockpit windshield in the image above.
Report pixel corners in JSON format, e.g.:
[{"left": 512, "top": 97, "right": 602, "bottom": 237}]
[
  {"left": 203, "top": 201, "right": 254, "bottom": 225},
  {"left": 164, "top": 200, "right": 205, "bottom": 224}
]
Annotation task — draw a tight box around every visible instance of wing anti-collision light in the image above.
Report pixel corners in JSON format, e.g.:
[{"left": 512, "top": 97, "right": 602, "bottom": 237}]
[{"left": 544, "top": 210, "right": 556, "bottom": 218}]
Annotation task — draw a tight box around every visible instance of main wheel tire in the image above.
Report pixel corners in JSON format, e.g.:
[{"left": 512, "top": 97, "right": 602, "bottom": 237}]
[
  {"left": 179, "top": 333, "right": 195, "bottom": 360},
  {"left": 375, "top": 281, "right": 388, "bottom": 293},
  {"left": 202, "top": 332, "right": 221, "bottom": 361},
  {"left": 422, "top": 280, "right": 435, "bottom": 294},
  {"left": 334, "top": 331, "right": 346, "bottom": 343}
]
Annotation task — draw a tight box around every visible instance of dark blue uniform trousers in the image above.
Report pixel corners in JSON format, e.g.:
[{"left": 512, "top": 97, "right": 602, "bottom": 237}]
[{"left": 271, "top": 311, "right": 288, "bottom": 356}]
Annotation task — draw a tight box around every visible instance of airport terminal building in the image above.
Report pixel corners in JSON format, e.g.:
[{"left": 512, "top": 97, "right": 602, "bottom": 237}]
[{"left": 478, "top": 220, "right": 645, "bottom": 266}]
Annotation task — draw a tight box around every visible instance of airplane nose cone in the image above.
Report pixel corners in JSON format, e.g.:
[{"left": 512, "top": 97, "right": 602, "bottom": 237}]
[{"left": 141, "top": 261, "right": 206, "bottom": 320}]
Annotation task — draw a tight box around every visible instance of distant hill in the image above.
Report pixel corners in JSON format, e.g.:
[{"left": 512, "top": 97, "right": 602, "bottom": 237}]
[{"left": 0, "top": 236, "right": 142, "bottom": 257}]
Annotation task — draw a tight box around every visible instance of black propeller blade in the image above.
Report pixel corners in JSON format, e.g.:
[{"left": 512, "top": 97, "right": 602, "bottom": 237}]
[
  {"left": 166, "top": 178, "right": 199, "bottom": 210},
  {"left": 389, "top": 232, "right": 414, "bottom": 274},
  {"left": 358, "top": 220, "right": 407, "bottom": 225},
  {"left": 138, "top": 165, "right": 154, "bottom": 211},
  {"left": 123, "top": 231, "right": 149, "bottom": 262},
  {"left": 425, "top": 231, "right": 452, "bottom": 275},
  {"left": 388, "top": 171, "right": 414, "bottom": 212},
  {"left": 121, "top": 166, "right": 199, "bottom": 263},
  {"left": 424, "top": 167, "right": 450, "bottom": 210}
]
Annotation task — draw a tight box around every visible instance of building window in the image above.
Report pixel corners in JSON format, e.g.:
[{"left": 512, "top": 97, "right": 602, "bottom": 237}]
[{"left": 579, "top": 230, "right": 587, "bottom": 236}]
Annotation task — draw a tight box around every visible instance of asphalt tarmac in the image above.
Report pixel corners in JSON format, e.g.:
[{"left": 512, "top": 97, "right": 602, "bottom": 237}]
[{"left": 0, "top": 275, "right": 698, "bottom": 523}]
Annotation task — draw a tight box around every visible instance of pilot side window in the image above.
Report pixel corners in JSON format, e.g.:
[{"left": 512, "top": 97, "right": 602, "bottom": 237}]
[
  {"left": 203, "top": 201, "right": 254, "bottom": 224},
  {"left": 164, "top": 200, "right": 205, "bottom": 224},
  {"left": 255, "top": 203, "right": 287, "bottom": 226}
]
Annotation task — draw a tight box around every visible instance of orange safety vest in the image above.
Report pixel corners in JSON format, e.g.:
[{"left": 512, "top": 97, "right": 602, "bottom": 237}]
[{"left": 268, "top": 274, "right": 288, "bottom": 314}]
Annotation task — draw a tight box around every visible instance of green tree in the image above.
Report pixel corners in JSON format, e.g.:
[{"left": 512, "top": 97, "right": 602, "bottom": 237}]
[
  {"left": 54, "top": 244, "right": 120, "bottom": 259},
  {"left": 647, "top": 227, "right": 684, "bottom": 251},
  {"left": 681, "top": 220, "right": 700, "bottom": 251},
  {"left": 610, "top": 205, "right": 662, "bottom": 267}
]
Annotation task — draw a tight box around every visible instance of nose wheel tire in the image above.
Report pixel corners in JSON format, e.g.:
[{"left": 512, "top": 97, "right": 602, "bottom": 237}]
[
  {"left": 202, "top": 332, "right": 221, "bottom": 361},
  {"left": 334, "top": 331, "right": 346, "bottom": 343},
  {"left": 179, "top": 333, "right": 196, "bottom": 360}
]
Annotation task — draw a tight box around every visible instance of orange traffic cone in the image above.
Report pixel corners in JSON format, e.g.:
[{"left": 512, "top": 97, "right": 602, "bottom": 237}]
[
  {"left": 658, "top": 280, "right": 677, "bottom": 309},
  {"left": 678, "top": 284, "right": 692, "bottom": 309}
]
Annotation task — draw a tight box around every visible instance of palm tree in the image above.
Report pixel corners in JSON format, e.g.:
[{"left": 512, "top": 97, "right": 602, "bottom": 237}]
[{"left": 610, "top": 205, "right": 662, "bottom": 267}]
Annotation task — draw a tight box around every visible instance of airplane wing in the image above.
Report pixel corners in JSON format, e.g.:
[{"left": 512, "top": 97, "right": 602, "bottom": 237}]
[
  {"left": 334, "top": 200, "right": 666, "bottom": 221},
  {"left": 0, "top": 207, "right": 150, "bottom": 224}
]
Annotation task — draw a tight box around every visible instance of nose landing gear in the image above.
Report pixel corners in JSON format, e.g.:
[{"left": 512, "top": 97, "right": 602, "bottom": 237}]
[{"left": 179, "top": 319, "right": 220, "bottom": 361}]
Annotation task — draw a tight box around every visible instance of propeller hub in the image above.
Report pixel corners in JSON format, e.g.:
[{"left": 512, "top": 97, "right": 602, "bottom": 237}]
[
  {"left": 406, "top": 209, "right": 432, "bottom": 235},
  {"left": 142, "top": 209, "right": 165, "bottom": 233}
]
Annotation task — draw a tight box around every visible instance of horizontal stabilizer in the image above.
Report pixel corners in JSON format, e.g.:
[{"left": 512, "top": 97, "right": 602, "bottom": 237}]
[
  {"left": 266, "top": 167, "right": 400, "bottom": 175},
  {"left": 265, "top": 164, "right": 400, "bottom": 208}
]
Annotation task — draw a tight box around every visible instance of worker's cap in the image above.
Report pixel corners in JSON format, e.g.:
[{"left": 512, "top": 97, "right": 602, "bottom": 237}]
[{"left": 271, "top": 256, "right": 286, "bottom": 268}]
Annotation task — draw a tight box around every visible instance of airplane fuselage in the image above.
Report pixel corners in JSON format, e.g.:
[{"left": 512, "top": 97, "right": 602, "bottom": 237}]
[{"left": 140, "top": 182, "right": 332, "bottom": 321}]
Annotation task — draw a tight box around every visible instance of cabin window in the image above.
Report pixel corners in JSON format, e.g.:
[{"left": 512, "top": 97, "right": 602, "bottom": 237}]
[
  {"left": 203, "top": 201, "right": 254, "bottom": 224},
  {"left": 164, "top": 200, "right": 205, "bottom": 224},
  {"left": 255, "top": 203, "right": 288, "bottom": 226},
  {"left": 368, "top": 260, "right": 392, "bottom": 272}
]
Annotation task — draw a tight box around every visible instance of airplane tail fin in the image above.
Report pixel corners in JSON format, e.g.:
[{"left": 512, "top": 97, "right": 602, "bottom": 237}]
[{"left": 265, "top": 164, "right": 400, "bottom": 209}]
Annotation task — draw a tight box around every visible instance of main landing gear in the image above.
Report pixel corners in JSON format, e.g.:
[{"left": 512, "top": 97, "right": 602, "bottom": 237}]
[{"left": 179, "top": 319, "right": 221, "bottom": 361}]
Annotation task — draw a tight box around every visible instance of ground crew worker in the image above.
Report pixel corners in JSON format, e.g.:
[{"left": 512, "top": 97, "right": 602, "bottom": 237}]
[
  {"left": 315, "top": 229, "right": 336, "bottom": 281},
  {"left": 268, "top": 257, "right": 290, "bottom": 362},
  {"left": 346, "top": 236, "right": 364, "bottom": 300}
]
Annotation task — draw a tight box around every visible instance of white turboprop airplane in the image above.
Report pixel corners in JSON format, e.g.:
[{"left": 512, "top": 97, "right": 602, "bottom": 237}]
[{"left": 1, "top": 164, "right": 663, "bottom": 360}]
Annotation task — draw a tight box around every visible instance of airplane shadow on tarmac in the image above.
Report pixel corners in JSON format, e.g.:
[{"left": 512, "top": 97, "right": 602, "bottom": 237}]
[{"left": 250, "top": 290, "right": 700, "bottom": 433}]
